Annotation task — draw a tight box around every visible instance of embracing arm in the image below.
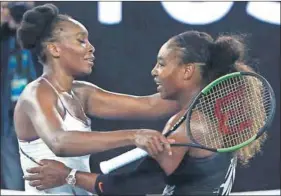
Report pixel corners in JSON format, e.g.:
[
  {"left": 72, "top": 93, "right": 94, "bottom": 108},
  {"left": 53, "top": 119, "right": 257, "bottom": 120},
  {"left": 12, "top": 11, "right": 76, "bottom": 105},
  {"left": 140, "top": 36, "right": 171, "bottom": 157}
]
[
  {"left": 73, "top": 81, "right": 181, "bottom": 120},
  {"left": 151, "top": 114, "right": 190, "bottom": 176},
  {"left": 153, "top": 129, "right": 189, "bottom": 175},
  {"left": 24, "top": 159, "right": 98, "bottom": 192},
  {"left": 23, "top": 82, "right": 171, "bottom": 157},
  {"left": 25, "top": 159, "right": 162, "bottom": 195},
  {"left": 23, "top": 117, "right": 183, "bottom": 193},
  {"left": 75, "top": 167, "right": 159, "bottom": 195}
]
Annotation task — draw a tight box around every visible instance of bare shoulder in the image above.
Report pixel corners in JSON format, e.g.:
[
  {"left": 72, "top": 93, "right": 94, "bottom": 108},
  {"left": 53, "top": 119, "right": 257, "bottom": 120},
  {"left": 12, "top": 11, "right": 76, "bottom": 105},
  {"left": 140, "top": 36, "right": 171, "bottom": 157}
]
[
  {"left": 72, "top": 80, "right": 102, "bottom": 92},
  {"left": 163, "top": 112, "right": 183, "bottom": 135},
  {"left": 72, "top": 80, "right": 104, "bottom": 101},
  {"left": 163, "top": 110, "right": 189, "bottom": 142},
  {"left": 18, "top": 78, "right": 58, "bottom": 110}
]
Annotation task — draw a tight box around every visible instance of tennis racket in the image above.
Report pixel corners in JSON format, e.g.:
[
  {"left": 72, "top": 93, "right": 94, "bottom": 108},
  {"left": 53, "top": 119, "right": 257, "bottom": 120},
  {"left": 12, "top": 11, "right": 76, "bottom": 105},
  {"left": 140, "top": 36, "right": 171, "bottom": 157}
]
[{"left": 100, "top": 71, "right": 276, "bottom": 174}]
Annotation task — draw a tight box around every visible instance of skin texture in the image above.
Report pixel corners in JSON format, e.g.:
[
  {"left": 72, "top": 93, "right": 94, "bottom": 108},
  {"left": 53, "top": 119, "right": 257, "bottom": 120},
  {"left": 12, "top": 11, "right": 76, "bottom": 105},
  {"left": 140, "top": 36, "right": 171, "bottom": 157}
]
[
  {"left": 15, "top": 18, "right": 180, "bottom": 158},
  {"left": 24, "top": 38, "right": 215, "bottom": 192},
  {"left": 23, "top": 27, "right": 261, "bottom": 193}
]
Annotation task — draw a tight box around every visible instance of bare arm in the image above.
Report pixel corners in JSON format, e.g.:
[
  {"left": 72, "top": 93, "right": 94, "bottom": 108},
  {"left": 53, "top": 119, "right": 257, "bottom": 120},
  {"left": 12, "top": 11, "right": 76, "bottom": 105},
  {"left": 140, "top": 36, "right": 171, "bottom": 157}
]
[
  {"left": 24, "top": 159, "right": 99, "bottom": 193},
  {"left": 147, "top": 113, "right": 190, "bottom": 175},
  {"left": 75, "top": 171, "right": 98, "bottom": 193},
  {"left": 75, "top": 125, "right": 189, "bottom": 192},
  {"left": 22, "top": 81, "right": 172, "bottom": 157},
  {"left": 24, "top": 118, "right": 187, "bottom": 193},
  {"left": 73, "top": 81, "right": 181, "bottom": 120},
  {"left": 153, "top": 127, "right": 189, "bottom": 175},
  {"left": 24, "top": 129, "right": 188, "bottom": 193}
]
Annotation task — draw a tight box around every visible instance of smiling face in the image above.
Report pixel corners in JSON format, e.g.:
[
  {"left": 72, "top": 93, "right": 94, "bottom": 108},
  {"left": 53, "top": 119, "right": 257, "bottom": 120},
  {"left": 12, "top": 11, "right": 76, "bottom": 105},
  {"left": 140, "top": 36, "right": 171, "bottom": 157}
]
[
  {"left": 46, "top": 18, "right": 95, "bottom": 76},
  {"left": 151, "top": 41, "right": 188, "bottom": 100}
]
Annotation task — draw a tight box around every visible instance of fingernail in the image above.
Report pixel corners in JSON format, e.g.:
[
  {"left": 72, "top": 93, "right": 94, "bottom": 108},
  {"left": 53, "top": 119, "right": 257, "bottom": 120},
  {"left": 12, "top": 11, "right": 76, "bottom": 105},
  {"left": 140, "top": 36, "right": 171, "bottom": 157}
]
[{"left": 169, "top": 151, "right": 172, "bottom": 156}]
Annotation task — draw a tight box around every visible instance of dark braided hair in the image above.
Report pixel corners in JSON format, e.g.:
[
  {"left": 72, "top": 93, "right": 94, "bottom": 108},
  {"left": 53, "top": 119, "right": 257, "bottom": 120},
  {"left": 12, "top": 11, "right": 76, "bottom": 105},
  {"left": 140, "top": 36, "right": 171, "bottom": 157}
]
[
  {"left": 17, "top": 3, "right": 70, "bottom": 64},
  {"left": 170, "top": 31, "right": 245, "bottom": 86}
]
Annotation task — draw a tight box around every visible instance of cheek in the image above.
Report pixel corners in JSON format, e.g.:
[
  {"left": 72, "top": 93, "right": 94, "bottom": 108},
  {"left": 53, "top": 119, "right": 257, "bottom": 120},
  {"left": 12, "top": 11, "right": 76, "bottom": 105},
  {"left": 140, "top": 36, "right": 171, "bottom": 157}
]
[
  {"left": 162, "top": 69, "right": 181, "bottom": 88},
  {"left": 162, "top": 72, "right": 183, "bottom": 96},
  {"left": 61, "top": 46, "right": 84, "bottom": 64}
]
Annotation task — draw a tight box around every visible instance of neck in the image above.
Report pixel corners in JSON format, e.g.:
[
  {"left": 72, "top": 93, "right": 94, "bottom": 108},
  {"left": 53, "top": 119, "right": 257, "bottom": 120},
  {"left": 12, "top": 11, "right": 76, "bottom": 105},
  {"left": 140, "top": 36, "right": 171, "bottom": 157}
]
[
  {"left": 43, "top": 64, "right": 74, "bottom": 93},
  {"left": 177, "top": 86, "right": 201, "bottom": 110}
]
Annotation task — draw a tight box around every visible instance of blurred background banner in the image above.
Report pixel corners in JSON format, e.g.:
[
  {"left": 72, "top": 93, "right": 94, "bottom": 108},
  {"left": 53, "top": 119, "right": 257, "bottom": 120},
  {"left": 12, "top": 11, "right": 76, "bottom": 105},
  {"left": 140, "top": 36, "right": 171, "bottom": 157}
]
[{"left": 1, "top": 1, "right": 280, "bottom": 193}]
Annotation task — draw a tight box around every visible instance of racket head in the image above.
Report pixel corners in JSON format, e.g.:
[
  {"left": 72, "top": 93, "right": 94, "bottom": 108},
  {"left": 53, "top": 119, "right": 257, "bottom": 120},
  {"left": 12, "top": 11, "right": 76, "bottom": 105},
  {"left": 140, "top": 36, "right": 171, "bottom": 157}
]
[{"left": 185, "top": 72, "right": 276, "bottom": 152}]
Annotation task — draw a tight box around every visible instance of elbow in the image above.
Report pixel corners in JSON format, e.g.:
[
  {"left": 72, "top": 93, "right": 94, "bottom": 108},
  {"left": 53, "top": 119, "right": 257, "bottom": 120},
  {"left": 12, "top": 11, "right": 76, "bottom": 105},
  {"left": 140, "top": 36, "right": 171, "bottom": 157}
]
[
  {"left": 51, "top": 143, "right": 65, "bottom": 157},
  {"left": 49, "top": 136, "right": 67, "bottom": 157}
]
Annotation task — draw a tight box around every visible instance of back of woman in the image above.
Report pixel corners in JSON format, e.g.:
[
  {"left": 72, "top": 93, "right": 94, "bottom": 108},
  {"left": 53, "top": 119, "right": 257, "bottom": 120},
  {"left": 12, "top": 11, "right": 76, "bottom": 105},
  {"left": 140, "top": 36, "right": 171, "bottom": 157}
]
[{"left": 162, "top": 153, "right": 236, "bottom": 195}]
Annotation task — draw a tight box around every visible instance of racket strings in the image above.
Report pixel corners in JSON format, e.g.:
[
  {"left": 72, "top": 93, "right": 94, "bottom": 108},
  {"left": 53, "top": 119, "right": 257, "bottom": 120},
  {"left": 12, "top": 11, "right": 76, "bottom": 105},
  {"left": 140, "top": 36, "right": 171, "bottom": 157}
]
[
  {"left": 220, "top": 76, "right": 266, "bottom": 147},
  {"left": 190, "top": 75, "right": 272, "bottom": 149},
  {"left": 196, "top": 77, "right": 253, "bottom": 148}
]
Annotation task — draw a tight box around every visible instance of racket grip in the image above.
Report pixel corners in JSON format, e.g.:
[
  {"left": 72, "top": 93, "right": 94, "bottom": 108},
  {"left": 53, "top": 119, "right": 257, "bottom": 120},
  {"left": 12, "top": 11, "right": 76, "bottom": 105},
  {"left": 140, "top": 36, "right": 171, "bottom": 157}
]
[{"left": 99, "top": 148, "right": 148, "bottom": 174}]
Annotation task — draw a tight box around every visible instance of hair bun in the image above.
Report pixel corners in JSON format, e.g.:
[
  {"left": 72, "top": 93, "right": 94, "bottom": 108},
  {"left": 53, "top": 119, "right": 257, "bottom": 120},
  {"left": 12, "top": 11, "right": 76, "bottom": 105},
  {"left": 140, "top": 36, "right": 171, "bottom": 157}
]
[
  {"left": 208, "top": 36, "right": 245, "bottom": 69},
  {"left": 17, "top": 3, "right": 59, "bottom": 49}
]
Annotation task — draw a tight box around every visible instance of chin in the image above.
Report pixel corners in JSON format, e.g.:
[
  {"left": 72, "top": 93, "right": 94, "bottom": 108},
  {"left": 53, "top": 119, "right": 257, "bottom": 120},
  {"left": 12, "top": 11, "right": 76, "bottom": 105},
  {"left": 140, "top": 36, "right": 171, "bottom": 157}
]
[
  {"left": 84, "top": 68, "right": 93, "bottom": 75},
  {"left": 83, "top": 66, "right": 94, "bottom": 73},
  {"left": 159, "top": 92, "right": 169, "bottom": 100},
  {"left": 75, "top": 69, "right": 92, "bottom": 77},
  {"left": 160, "top": 92, "right": 177, "bottom": 101}
]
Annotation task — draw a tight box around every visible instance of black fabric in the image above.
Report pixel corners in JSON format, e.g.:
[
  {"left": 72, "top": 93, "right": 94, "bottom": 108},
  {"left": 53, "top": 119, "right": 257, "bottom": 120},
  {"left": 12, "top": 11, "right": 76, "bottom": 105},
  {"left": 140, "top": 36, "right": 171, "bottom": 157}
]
[
  {"left": 93, "top": 151, "right": 235, "bottom": 196},
  {"left": 93, "top": 116, "right": 235, "bottom": 196},
  {"left": 163, "top": 153, "right": 236, "bottom": 196},
  {"left": 94, "top": 157, "right": 164, "bottom": 195}
]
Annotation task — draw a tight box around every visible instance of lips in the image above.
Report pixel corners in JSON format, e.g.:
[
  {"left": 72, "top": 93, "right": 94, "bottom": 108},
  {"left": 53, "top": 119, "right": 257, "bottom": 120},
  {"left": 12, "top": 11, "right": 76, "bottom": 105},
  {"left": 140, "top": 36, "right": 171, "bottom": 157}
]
[
  {"left": 154, "top": 78, "right": 161, "bottom": 85},
  {"left": 84, "top": 56, "right": 95, "bottom": 65},
  {"left": 154, "top": 79, "right": 162, "bottom": 91}
]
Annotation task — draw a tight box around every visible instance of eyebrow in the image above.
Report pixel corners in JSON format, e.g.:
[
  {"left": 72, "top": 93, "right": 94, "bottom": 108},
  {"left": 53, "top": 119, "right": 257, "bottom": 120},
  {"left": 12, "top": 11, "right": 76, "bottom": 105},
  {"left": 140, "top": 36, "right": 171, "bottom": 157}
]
[
  {"left": 76, "top": 31, "right": 88, "bottom": 37},
  {"left": 157, "top": 56, "right": 164, "bottom": 62}
]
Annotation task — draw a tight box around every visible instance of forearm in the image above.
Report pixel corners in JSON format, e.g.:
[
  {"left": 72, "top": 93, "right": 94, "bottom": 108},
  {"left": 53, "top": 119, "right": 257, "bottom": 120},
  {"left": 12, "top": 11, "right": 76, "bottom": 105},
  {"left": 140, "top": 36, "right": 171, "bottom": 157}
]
[
  {"left": 128, "top": 93, "right": 180, "bottom": 120},
  {"left": 93, "top": 170, "right": 161, "bottom": 195},
  {"left": 76, "top": 171, "right": 149, "bottom": 195},
  {"left": 54, "top": 130, "right": 135, "bottom": 157},
  {"left": 86, "top": 85, "right": 180, "bottom": 120},
  {"left": 75, "top": 171, "right": 99, "bottom": 193},
  {"left": 141, "top": 93, "right": 180, "bottom": 119},
  {"left": 73, "top": 158, "right": 163, "bottom": 195}
]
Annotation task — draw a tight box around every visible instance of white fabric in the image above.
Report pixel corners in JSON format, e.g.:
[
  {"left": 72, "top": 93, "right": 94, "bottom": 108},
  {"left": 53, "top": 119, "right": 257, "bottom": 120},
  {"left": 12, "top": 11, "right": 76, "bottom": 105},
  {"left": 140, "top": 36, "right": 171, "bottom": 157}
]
[{"left": 18, "top": 78, "right": 92, "bottom": 195}]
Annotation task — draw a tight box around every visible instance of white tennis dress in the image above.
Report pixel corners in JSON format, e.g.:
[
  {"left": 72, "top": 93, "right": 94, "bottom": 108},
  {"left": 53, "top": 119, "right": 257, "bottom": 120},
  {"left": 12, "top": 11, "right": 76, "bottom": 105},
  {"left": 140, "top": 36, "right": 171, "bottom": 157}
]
[{"left": 18, "top": 78, "right": 92, "bottom": 195}]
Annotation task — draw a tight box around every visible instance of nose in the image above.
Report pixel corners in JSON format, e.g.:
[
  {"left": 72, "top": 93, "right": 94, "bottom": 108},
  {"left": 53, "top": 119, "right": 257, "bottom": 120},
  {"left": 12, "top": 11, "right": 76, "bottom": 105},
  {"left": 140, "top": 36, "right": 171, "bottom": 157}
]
[
  {"left": 151, "top": 64, "right": 157, "bottom": 77},
  {"left": 88, "top": 42, "right": 95, "bottom": 53}
]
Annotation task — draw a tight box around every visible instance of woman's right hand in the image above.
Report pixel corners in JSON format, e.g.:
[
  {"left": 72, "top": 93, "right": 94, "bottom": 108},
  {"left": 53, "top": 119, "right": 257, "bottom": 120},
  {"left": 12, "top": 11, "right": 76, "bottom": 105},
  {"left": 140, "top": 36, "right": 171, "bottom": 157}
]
[
  {"left": 24, "top": 159, "right": 70, "bottom": 190},
  {"left": 132, "top": 129, "right": 175, "bottom": 157}
]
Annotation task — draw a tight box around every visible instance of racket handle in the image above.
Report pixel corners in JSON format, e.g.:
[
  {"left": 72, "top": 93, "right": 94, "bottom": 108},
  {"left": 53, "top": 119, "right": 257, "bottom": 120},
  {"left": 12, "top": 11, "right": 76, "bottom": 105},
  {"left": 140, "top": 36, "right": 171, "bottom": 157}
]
[{"left": 99, "top": 148, "right": 148, "bottom": 174}]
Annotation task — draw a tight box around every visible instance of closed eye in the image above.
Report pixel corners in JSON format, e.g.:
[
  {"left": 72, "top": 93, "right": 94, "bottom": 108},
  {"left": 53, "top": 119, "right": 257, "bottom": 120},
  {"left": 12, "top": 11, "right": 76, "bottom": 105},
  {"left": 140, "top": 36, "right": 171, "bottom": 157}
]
[{"left": 78, "top": 39, "right": 86, "bottom": 43}]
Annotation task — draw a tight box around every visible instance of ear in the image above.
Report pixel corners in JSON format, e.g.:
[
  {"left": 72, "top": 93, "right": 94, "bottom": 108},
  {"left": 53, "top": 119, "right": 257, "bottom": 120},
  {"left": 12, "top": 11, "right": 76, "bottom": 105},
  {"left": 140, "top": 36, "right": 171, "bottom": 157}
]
[
  {"left": 46, "top": 43, "right": 61, "bottom": 58},
  {"left": 183, "top": 63, "right": 195, "bottom": 80}
]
